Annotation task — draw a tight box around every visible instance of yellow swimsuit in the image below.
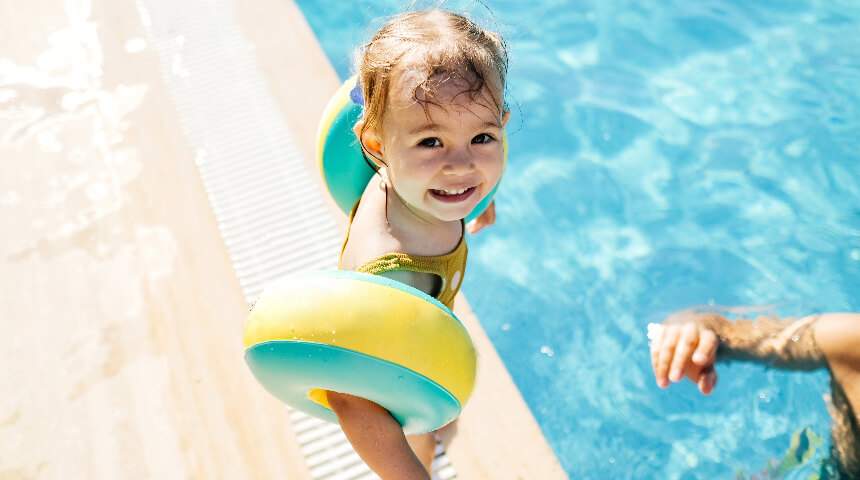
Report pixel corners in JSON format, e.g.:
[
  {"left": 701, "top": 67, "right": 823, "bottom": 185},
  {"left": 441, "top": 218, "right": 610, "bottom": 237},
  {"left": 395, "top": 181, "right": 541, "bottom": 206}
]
[{"left": 338, "top": 202, "right": 468, "bottom": 310}]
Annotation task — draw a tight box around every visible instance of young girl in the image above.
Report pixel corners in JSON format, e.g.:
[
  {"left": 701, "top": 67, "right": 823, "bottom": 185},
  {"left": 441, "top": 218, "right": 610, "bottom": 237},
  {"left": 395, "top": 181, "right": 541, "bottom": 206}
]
[{"left": 325, "top": 10, "right": 509, "bottom": 480}]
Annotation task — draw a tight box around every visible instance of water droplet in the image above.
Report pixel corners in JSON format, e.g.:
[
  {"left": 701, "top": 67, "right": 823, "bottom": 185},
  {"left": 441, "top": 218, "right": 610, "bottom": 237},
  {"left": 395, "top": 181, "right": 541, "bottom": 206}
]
[
  {"left": 791, "top": 334, "right": 800, "bottom": 342},
  {"left": 396, "top": 376, "right": 404, "bottom": 382},
  {"left": 540, "top": 346, "right": 554, "bottom": 357},
  {"left": 124, "top": 37, "right": 147, "bottom": 53},
  {"left": 0, "top": 190, "right": 21, "bottom": 206},
  {"left": 501, "top": 323, "right": 510, "bottom": 331},
  {"left": 646, "top": 323, "right": 663, "bottom": 341},
  {"left": 86, "top": 182, "right": 109, "bottom": 201}
]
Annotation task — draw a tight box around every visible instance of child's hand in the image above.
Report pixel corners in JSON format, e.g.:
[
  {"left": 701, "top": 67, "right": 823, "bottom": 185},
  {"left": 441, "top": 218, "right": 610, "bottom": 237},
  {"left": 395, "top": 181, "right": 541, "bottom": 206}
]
[
  {"left": 649, "top": 315, "right": 719, "bottom": 395},
  {"left": 466, "top": 201, "right": 496, "bottom": 234}
]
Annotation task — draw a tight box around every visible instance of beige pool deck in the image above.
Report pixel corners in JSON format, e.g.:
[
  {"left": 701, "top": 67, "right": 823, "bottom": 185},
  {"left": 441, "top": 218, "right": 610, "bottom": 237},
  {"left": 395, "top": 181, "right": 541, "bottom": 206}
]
[{"left": 0, "top": 0, "right": 567, "bottom": 478}]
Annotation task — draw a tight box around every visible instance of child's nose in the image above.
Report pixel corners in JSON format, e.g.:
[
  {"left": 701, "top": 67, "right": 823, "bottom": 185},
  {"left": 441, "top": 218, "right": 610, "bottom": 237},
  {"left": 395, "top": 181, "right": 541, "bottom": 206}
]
[{"left": 442, "top": 150, "right": 475, "bottom": 174}]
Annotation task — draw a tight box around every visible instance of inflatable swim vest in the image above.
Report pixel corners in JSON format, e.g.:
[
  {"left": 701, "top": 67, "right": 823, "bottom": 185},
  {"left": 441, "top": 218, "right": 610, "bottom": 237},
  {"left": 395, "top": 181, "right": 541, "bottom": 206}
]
[{"left": 316, "top": 76, "right": 506, "bottom": 223}]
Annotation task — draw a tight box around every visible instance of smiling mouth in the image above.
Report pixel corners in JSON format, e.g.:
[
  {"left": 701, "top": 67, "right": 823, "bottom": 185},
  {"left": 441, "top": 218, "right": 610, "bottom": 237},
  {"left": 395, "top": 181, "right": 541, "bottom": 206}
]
[{"left": 429, "top": 186, "right": 477, "bottom": 203}]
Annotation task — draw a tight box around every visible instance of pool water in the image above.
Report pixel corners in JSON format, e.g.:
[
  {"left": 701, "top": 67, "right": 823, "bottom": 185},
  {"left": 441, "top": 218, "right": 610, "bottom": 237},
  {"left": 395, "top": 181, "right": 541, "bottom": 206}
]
[{"left": 295, "top": 1, "right": 860, "bottom": 478}]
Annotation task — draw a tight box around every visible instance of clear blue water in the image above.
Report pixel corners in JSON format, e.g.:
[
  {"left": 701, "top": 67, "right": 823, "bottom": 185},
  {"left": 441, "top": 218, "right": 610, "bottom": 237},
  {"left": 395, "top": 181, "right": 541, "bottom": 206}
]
[{"left": 294, "top": 1, "right": 860, "bottom": 478}]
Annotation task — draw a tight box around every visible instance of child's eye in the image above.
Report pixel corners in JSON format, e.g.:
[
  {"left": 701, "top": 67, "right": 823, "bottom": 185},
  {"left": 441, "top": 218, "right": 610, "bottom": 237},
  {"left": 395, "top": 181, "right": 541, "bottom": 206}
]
[
  {"left": 418, "top": 137, "right": 442, "bottom": 148},
  {"left": 472, "top": 133, "right": 495, "bottom": 144}
]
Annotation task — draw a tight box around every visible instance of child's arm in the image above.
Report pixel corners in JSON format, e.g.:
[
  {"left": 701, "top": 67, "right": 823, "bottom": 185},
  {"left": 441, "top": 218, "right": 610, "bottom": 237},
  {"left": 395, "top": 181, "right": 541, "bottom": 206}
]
[{"left": 327, "top": 391, "right": 432, "bottom": 480}]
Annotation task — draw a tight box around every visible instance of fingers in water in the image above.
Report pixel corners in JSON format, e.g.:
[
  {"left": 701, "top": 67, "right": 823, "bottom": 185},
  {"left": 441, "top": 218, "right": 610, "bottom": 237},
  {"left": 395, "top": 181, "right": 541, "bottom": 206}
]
[
  {"left": 669, "top": 323, "right": 699, "bottom": 382},
  {"left": 692, "top": 329, "right": 718, "bottom": 366},
  {"left": 655, "top": 324, "right": 681, "bottom": 388},
  {"left": 697, "top": 368, "right": 717, "bottom": 395}
]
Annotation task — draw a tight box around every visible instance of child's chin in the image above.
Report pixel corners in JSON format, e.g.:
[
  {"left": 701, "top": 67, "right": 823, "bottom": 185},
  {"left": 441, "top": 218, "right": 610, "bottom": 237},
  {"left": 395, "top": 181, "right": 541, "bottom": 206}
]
[
  {"left": 426, "top": 195, "right": 482, "bottom": 222},
  {"left": 435, "top": 206, "right": 474, "bottom": 222}
]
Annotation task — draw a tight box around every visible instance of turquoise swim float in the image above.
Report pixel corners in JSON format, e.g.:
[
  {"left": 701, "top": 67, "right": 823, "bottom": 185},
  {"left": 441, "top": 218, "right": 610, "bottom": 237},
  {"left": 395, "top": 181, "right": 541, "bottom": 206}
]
[{"left": 315, "top": 75, "right": 506, "bottom": 223}]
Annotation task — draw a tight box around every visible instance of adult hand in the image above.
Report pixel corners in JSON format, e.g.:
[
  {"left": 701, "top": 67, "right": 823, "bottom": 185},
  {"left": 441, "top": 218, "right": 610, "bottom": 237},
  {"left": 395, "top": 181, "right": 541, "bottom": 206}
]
[
  {"left": 649, "top": 313, "right": 720, "bottom": 395},
  {"left": 466, "top": 200, "right": 496, "bottom": 234}
]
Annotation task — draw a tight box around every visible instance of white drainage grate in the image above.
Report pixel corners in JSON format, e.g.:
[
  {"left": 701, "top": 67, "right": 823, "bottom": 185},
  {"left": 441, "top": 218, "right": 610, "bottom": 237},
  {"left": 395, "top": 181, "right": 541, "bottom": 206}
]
[{"left": 135, "top": 0, "right": 341, "bottom": 304}]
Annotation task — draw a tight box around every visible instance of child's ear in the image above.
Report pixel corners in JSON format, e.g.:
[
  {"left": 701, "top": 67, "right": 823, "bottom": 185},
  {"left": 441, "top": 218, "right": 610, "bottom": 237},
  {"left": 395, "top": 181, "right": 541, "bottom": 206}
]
[
  {"left": 353, "top": 121, "right": 384, "bottom": 165},
  {"left": 501, "top": 110, "right": 511, "bottom": 128}
]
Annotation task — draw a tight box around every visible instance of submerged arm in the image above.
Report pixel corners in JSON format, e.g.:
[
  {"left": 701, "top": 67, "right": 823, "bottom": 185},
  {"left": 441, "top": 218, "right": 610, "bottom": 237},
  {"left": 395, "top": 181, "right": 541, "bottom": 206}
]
[{"left": 651, "top": 310, "right": 829, "bottom": 395}]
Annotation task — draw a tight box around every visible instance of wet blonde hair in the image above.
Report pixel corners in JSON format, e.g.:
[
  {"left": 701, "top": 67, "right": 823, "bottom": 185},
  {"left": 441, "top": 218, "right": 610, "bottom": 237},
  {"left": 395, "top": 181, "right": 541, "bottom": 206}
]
[{"left": 355, "top": 10, "right": 508, "bottom": 142}]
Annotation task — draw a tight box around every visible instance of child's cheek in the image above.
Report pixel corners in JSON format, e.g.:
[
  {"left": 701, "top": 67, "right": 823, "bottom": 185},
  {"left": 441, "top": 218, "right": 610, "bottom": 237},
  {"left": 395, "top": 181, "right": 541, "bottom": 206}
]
[{"left": 412, "top": 155, "right": 440, "bottom": 174}]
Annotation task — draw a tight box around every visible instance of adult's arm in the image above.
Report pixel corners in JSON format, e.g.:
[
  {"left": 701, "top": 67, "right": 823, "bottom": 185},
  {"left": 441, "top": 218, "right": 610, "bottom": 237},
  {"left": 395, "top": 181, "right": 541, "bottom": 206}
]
[
  {"left": 649, "top": 311, "right": 858, "bottom": 394},
  {"left": 811, "top": 313, "right": 860, "bottom": 410}
]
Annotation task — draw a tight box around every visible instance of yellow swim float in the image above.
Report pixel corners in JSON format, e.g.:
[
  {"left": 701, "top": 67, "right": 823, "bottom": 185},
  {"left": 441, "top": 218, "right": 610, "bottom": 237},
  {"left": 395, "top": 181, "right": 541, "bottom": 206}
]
[
  {"left": 242, "top": 76, "right": 494, "bottom": 434},
  {"left": 244, "top": 271, "right": 477, "bottom": 434}
]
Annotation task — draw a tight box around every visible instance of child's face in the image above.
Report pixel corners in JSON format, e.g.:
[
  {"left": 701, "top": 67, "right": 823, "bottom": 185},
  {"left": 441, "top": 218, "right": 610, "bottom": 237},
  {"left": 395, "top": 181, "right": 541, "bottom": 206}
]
[{"left": 366, "top": 73, "right": 508, "bottom": 223}]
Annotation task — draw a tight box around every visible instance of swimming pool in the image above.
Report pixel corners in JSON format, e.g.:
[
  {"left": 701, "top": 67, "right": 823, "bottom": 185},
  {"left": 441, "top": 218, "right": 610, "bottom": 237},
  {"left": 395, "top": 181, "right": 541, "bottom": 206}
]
[{"left": 295, "top": 1, "right": 860, "bottom": 478}]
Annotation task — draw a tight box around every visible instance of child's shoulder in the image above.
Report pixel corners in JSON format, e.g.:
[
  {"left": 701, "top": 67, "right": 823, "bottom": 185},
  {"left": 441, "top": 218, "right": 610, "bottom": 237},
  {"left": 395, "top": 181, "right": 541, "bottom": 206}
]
[{"left": 349, "top": 215, "right": 404, "bottom": 257}]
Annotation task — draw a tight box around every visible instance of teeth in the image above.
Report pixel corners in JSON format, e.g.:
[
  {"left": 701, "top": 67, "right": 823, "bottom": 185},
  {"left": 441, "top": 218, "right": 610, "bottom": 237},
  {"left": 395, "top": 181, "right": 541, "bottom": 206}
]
[{"left": 436, "top": 187, "right": 470, "bottom": 195}]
